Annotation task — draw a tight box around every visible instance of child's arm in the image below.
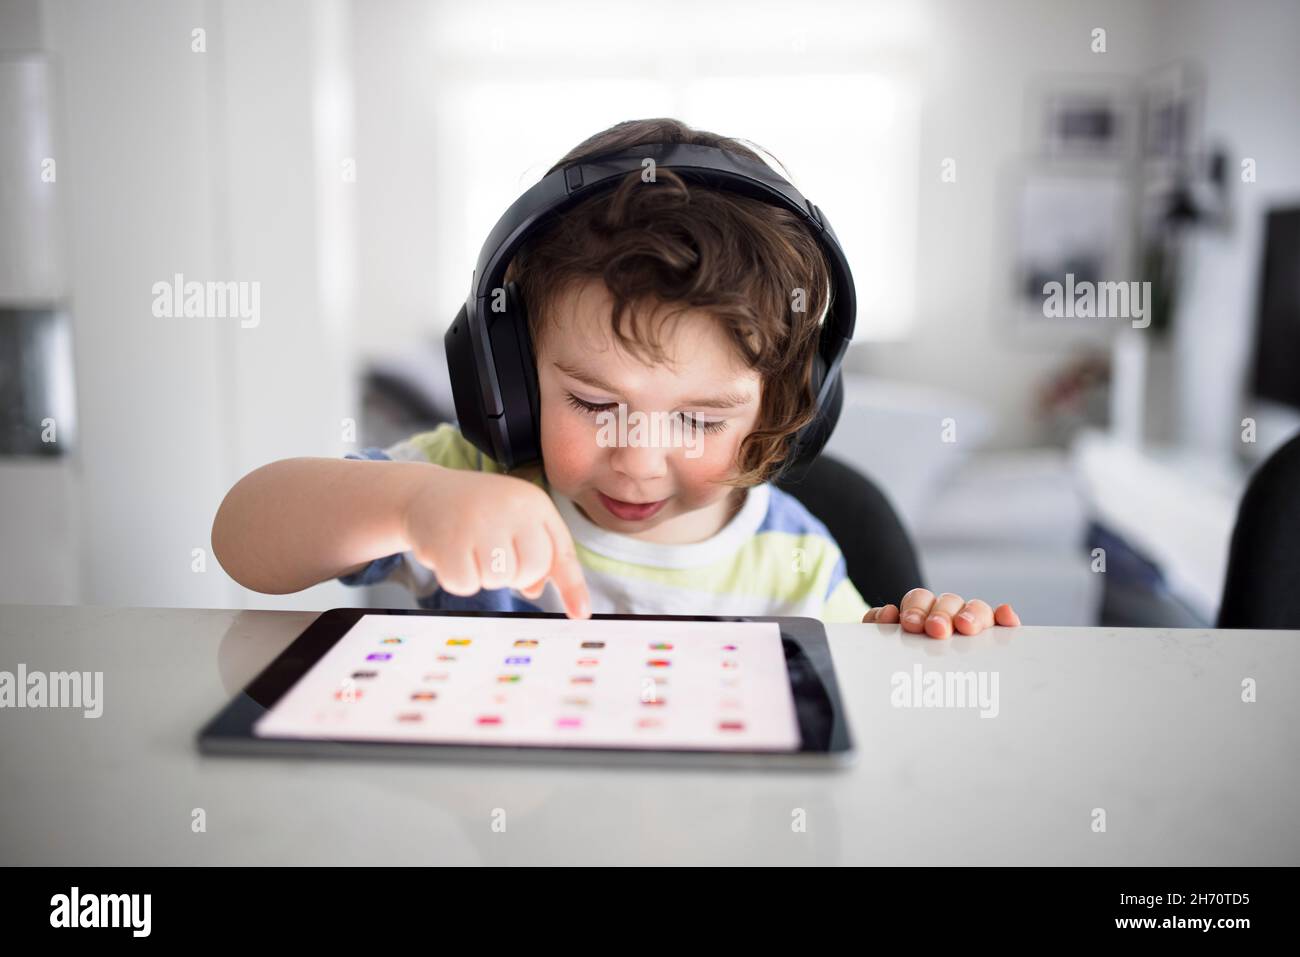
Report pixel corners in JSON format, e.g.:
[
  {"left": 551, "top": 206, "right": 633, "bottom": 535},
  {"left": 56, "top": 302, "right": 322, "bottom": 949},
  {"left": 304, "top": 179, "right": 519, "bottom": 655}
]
[
  {"left": 211, "top": 457, "right": 431, "bottom": 594},
  {"left": 210, "top": 457, "right": 591, "bottom": 617}
]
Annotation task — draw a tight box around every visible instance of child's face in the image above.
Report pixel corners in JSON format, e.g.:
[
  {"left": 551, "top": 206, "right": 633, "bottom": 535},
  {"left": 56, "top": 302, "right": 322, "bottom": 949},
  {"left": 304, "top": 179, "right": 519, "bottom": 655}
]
[{"left": 534, "top": 278, "right": 763, "bottom": 542}]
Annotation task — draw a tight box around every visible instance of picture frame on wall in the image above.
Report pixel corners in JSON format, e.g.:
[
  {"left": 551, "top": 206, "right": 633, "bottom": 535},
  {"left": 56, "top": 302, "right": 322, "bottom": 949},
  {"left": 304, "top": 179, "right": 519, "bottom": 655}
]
[
  {"left": 1029, "top": 77, "right": 1140, "bottom": 164},
  {"left": 1141, "top": 62, "right": 1204, "bottom": 167},
  {"left": 1007, "top": 166, "right": 1138, "bottom": 340}
]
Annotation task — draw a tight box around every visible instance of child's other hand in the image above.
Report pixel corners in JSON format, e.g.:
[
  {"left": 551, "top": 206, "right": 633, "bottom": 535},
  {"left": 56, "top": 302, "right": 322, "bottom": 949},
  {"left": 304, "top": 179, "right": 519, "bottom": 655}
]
[
  {"left": 402, "top": 468, "right": 591, "bottom": 619},
  {"left": 862, "top": 588, "right": 1019, "bottom": 638}
]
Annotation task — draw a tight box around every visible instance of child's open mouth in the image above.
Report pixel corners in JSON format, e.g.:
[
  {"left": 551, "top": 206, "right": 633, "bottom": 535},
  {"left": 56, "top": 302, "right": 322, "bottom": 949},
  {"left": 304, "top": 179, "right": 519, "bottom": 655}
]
[{"left": 597, "top": 491, "right": 668, "bottom": 522}]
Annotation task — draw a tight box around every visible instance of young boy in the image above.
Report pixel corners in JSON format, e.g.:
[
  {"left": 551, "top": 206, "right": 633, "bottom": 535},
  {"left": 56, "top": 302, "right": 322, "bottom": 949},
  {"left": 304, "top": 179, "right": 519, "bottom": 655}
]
[{"left": 211, "top": 119, "right": 1019, "bottom": 638}]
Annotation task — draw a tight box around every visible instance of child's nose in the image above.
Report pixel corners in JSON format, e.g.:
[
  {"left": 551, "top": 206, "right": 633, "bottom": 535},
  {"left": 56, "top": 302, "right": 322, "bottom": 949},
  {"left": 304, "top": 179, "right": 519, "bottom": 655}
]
[{"left": 609, "top": 441, "right": 669, "bottom": 482}]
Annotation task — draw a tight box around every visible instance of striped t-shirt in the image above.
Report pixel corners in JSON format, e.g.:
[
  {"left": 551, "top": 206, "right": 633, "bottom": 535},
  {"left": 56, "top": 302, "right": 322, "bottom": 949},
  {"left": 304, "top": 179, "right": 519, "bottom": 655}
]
[{"left": 338, "top": 424, "right": 870, "bottom": 623}]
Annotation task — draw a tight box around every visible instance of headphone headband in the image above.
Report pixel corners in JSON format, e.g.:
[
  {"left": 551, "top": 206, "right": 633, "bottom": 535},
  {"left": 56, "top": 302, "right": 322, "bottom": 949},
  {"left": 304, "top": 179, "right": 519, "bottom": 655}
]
[
  {"left": 471, "top": 143, "right": 854, "bottom": 372},
  {"left": 450, "top": 141, "right": 856, "bottom": 472}
]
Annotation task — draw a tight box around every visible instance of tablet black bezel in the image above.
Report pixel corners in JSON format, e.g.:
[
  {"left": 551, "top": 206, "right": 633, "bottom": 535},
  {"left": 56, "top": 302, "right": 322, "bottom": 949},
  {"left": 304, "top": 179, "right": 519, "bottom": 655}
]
[{"left": 198, "top": 608, "right": 853, "bottom": 762}]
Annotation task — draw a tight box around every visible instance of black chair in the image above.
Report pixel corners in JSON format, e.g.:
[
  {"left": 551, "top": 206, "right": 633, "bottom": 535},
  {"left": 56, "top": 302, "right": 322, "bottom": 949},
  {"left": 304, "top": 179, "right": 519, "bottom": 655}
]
[
  {"left": 776, "top": 451, "right": 925, "bottom": 609},
  {"left": 1217, "top": 431, "right": 1300, "bottom": 630}
]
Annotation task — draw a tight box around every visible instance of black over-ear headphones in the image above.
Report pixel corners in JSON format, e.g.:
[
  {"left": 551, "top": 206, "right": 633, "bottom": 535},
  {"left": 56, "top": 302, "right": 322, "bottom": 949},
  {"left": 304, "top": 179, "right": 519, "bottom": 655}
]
[{"left": 445, "top": 142, "right": 856, "bottom": 478}]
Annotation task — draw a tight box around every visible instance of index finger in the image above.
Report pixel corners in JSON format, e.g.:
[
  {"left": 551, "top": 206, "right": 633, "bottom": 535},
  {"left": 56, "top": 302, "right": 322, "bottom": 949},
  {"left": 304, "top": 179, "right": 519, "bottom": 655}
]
[{"left": 544, "top": 516, "right": 591, "bottom": 619}]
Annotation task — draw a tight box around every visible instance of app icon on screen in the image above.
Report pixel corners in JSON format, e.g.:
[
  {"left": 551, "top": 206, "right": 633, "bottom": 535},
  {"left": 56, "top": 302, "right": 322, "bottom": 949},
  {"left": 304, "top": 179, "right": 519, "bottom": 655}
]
[
  {"left": 505, "top": 656, "right": 531, "bottom": 665},
  {"left": 581, "top": 641, "right": 605, "bottom": 649},
  {"left": 447, "top": 638, "right": 471, "bottom": 646},
  {"left": 514, "top": 639, "right": 539, "bottom": 647},
  {"left": 366, "top": 653, "right": 391, "bottom": 662},
  {"left": 649, "top": 642, "right": 673, "bottom": 650}
]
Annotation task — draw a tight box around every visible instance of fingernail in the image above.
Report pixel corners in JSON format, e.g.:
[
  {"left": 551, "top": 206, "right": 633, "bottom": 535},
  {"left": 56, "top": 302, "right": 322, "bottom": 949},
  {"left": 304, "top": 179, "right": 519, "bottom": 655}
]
[
  {"left": 902, "top": 611, "right": 923, "bottom": 626},
  {"left": 956, "top": 612, "right": 974, "bottom": 625},
  {"left": 927, "top": 615, "right": 948, "bottom": 635}
]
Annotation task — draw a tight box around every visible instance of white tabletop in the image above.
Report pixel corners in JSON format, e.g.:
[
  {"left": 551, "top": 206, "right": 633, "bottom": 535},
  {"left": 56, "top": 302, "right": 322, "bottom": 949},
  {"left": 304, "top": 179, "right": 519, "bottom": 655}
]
[{"left": 1, "top": 604, "right": 1296, "bottom": 865}]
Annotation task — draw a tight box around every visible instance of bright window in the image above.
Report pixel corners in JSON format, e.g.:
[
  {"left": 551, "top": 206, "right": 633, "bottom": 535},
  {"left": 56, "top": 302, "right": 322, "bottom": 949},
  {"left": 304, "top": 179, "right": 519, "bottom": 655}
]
[{"left": 427, "top": 1, "right": 925, "bottom": 341}]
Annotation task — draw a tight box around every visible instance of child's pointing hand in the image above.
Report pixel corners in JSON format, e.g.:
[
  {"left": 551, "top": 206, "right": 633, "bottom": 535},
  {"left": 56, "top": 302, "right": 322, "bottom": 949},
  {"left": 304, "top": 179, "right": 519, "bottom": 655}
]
[
  {"left": 401, "top": 468, "right": 592, "bottom": 619},
  {"left": 862, "top": 588, "right": 1020, "bottom": 638}
]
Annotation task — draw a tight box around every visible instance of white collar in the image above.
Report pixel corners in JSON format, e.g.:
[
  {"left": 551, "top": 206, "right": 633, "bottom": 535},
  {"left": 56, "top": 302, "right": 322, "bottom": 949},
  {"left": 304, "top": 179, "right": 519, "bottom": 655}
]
[{"left": 549, "top": 483, "right": 771, "bottom": 568}]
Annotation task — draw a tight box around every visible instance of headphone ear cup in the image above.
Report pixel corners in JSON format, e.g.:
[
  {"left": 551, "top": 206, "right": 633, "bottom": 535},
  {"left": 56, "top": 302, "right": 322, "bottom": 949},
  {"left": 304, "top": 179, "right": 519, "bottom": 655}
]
[
  {"left": 813, "top": 366, "right": 844, "bottom": 455},
  {"left": 777, "top": 353, "right": 842, "bottom": 482},
  {"left": 487, "top": 281, "right": 542, "bottom": 469},
  {"left": 509, "top": 282, "right": 542, "bottom": 457},
  {"left": 445, "top": 301, "right": 498, "bottom": 461}
]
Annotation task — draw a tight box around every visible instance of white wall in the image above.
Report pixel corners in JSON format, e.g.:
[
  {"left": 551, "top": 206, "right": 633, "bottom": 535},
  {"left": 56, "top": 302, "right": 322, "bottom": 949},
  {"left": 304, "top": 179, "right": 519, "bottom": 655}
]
[
  {"left": 0, "top": 6, "right": 80, "bottom": 605},
  {"left": 22, "top": 0, "right": 358, "bottom": 610},
  {"left": 851, "top": 0, "right": 1158, "bottom": 448},
  {"left": 1149, "top": 0, "right": 1300, "bottom": 461},
  {"left": 863, "top": 0, "right": 1300, "bottom": 455}
]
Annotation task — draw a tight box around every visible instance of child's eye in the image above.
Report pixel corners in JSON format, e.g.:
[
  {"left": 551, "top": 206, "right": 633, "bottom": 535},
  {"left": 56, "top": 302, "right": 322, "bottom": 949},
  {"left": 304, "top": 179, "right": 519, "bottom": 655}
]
[
  {"left": 565, "top": 392, "right": 616, "bottom": 415},
  {"left": 564, "top": 393, "right": 728, "bottom": 434},
  {"left": 677, "top": 413, "right": 729, "bottom": 435}
]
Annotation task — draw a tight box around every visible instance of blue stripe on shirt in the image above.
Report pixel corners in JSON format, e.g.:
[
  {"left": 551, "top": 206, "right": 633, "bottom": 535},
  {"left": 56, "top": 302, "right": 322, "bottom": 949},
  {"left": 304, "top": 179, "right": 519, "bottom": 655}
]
[{"left": 759, "top": 485, "right": 851, "bottom": 602}]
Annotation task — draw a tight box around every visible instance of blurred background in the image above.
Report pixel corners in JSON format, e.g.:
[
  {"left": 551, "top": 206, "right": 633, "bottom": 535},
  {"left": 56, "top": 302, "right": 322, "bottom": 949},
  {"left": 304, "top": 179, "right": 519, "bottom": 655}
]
[{"left": 1, "top": 0, "right": 1297, "bottom": 625}]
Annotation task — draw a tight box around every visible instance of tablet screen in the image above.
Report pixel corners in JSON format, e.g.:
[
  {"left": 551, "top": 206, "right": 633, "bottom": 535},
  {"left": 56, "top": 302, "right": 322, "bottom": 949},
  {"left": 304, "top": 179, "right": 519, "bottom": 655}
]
[{"left": 253, "top": 613, "right": 802, "bottom": 751}]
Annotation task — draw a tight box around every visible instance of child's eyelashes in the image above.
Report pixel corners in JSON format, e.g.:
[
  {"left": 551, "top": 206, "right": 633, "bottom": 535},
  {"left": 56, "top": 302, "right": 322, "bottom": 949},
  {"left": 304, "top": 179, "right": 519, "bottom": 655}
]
[
  {"left": 564, "top": 392, "right": 618, "bottom": 417},
  {"left": 563, "top": 392, "right": 729, "bottom": 434}
]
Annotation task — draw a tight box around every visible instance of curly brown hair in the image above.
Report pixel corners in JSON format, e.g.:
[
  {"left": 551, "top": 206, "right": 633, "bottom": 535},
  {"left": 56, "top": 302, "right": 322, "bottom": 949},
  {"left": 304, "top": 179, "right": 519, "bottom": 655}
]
[{"left": 503, "top": 118, "right": 832, "bottom": 487}]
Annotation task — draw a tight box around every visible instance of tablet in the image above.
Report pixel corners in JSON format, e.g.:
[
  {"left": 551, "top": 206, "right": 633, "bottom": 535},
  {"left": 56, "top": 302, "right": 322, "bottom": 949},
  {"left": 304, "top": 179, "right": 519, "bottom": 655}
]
[{"left": 198, "top": 609, "right": 854, "bottom": 768}]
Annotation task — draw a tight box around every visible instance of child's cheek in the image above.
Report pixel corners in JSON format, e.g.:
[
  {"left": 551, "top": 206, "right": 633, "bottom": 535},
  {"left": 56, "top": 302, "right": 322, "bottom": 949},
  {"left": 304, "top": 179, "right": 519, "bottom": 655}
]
[
  {"left": 539, "top": 407, "right": 596, "bottom": 491},
  {"left": 677, "top": 427, "right": 747, "bottom": 492}
]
